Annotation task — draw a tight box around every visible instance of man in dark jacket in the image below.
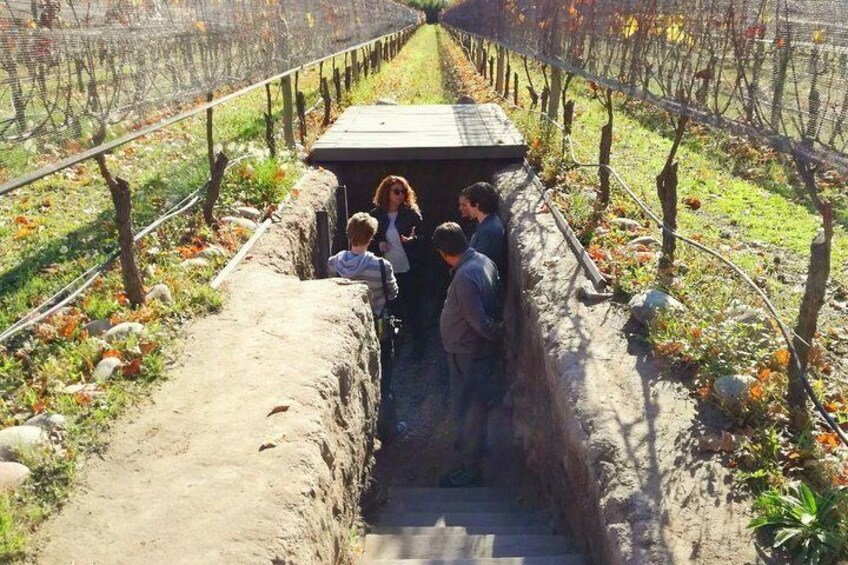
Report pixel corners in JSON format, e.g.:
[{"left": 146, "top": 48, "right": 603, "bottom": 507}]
[
  {"left": 460, "top": 181, "right": 505, "bottom": 277},
  {"left": 433, "top": 222, "right": 502, "bottom": 488}
]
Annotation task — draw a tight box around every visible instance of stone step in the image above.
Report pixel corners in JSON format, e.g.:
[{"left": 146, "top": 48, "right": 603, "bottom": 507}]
[
  {"left": 374, "top": 512, "right": 546, "bottom": 529},
  {"left": 363, "top": 557, "right": 586, "bottom": 565},
  {"left": 370, "top": 525, "right": 554, "bottom": 536},
  {"left": 389, "top": 488, "right": 520, "bottom": 504},
  {"left": 383, "top": 500, "right": 524, "bottom": 514},
  {"left": 364, "top": 534, "right": 573, "bottom": 560}
]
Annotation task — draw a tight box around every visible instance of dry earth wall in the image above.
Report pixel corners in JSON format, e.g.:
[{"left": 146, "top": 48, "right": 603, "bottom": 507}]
[
  {"left": 252, "top": 167, "right": 339, "bottom": 279},
  {"left": 495, "top": 164, "right": 762, "bottom": 565}
]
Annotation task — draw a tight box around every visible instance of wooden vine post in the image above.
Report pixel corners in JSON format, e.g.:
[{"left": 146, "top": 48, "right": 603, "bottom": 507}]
[
  {"left": 513, "top": 71, "right": 519, "bottom": 106},
  {"left": 495, "top": 46, "right": 505, "bottom": 93},
  {"left": 321, "top": 76, "right": 332, "bottom": 127},
  {"left": 280, "top": 75, "right": 296, "bottom": 149},
  {"left": 547, "top": 68, "right": 562, "bottom": 121},
  {"left": 264, "top": 83, "right": 275, "bottom": 158},
  {"left": 656, "top": 115, "right": 688, "bottom": 271},
  {"left": 92, "top": 128, "right": 145, "bottom": 307},
  {"left": 375, "top": 40, "right": 383, "bottom": 73},
  {"left": 333, "top": 65, "right": 342, "bottom": 107},
  {"left": 296, "top": 90, "right": 307, "bottom": 144},
  {"left": 205, "top": 92, "right": 214, "bottom": 168},
  {"left": 351, "top": 49, "right": 360, "bottom": 83},
  {"left": 488, "top": 55, "right": 494, "bottom": 85}
]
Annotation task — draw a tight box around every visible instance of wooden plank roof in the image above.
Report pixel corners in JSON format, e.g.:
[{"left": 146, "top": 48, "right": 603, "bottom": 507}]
[{"left": 310, "top": 104, "right": 527, "bottom": 161}]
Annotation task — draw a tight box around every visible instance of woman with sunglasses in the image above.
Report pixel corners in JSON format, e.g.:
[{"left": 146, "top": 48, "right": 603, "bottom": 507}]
[{"left": 369, "top": 175, "right": 425, "bottom": 351}]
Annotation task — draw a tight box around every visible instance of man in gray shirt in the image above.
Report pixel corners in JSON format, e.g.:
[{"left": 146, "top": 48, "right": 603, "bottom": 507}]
[{"left": 433, "top": 222, "right": 502, "bottom": 488}]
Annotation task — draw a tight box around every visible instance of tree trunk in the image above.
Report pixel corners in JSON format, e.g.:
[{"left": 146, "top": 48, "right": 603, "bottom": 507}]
[
  {"left": 94, "top": 154, "right": 145, "bottom": 307},
  {"left": 563, "top": 99, "right": 575, "bottom": 135}
]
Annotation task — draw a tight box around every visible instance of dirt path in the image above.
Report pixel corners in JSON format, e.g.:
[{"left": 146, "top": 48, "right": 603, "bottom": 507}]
[{"left": 34, "top": 260, "right": 379, "bottom": 564}]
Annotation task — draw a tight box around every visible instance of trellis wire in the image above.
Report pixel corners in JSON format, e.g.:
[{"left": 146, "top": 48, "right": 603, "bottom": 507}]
[
  {"left": 443, "top": 0, "right": 848, "bottom": 174},
  {"left": 447, "top": 26, "right": 848, "bottom": 448},
  {"left": 0, "top": 1, "right": 418, "bottom": 194}
]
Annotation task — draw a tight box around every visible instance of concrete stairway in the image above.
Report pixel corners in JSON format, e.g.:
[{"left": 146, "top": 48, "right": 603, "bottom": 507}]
[{"left": 362, "top": 487, "right": 587, "bottom": 564}]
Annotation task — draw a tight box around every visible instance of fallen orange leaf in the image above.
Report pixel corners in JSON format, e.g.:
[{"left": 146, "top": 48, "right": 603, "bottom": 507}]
[{"left": 123, "top": 358, "right": 142, "bottom": 377}]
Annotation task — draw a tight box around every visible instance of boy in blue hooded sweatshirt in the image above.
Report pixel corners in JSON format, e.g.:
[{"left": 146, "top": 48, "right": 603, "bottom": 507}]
[{"left": 329, "top": 212, "right": 404, "bottom": 441}]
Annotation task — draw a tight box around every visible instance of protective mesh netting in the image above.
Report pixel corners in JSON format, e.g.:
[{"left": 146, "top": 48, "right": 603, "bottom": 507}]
[
  {"left": 443, "top": 0, "right": 848, "bottom": 171},
  {"left": 0, "top": 0, "right": 417, "bottom": 182}
]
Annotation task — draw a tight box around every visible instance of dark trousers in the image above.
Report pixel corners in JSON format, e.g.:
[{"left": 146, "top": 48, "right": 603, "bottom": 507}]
[
  {"left": 395, "top": 270, "right": 422, "bottom": 339},
  {"left": 447, "top": 353, "right": 496, "bottom": 470},
  {"left": 377, "top": 335, "right": 397, "bottom": 441}
]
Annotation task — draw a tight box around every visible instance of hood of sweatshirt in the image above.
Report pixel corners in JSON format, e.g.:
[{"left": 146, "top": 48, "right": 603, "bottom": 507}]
[{"left": 329, "top": 250, "right": 375, "bottom": 278}]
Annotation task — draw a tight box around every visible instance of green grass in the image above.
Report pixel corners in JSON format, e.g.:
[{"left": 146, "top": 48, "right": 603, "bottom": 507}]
[{"left": 349, "top": 26, "right": 454, "bottom": 105}]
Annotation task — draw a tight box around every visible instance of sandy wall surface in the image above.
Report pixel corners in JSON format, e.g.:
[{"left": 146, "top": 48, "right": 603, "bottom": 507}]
[{"left": 495, "top": 164, "right": 761, "bottom": 565}]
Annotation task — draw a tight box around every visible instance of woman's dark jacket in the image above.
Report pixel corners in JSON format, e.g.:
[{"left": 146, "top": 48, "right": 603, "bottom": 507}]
[{"left": 369, "top": 204, "right": 425, "bottom": 272}]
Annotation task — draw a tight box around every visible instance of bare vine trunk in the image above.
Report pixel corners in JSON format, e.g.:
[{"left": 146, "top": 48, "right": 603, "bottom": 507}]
[
  {"left": 94, "top": 153, "right": 145, "bottom": 307},
  {"left": 787, "top": 153, "right": 834, "bottom": 428},
  {"left": 203, "top": 152, "right": 230, "bottom": 228},
  {"left": 656, "top": 116, "right": 688, "bottom": 270},
  {"left": 598, "top": 88, "right": 614, "bottom": 209}
]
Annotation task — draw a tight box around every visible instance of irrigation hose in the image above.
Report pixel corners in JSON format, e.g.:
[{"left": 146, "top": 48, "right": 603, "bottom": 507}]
[{"left": 451, "top": 31, "right": 848, "bottom": 448}]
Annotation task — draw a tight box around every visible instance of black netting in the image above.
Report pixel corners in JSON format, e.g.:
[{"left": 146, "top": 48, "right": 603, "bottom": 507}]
[
  {"left": 443, "top": 0, "right": 848, "bottom": 171},
  {"left": 0, "top": 0, "right": 417, "bottom": 184}
]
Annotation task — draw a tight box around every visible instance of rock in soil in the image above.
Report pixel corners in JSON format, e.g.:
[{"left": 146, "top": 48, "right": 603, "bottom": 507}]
[
  {"left": 0, "top": 426, "right": 48, "bottom": 461},
  {"left": 628, "top": 236, "right": 661, "bottom": 248},
  {"left": 628, "top": 290, "right": 685, "bottom": 325},
  {"left": 105, "top": 322, "right": 144, "bottom": 343},
  {"left": 93, "top": 357, "right": 123, "bottom": 380},
  {"left": 200, "top": 245, "right": 227, "bottom": 258},
  {"left": 0, "top": 462, "right": 31, "bottom": 490},
  {"left": 181, "top": 257, "right": 210, "bottom": 269},
  {"left": 611, "top": 218, "right": 641, "bottom": 231},
  {"left": 25, "top": 413, "right": 67, "bottom": 431},
  {"left": 236, "top": 206, "right": 262, "bottom": 221},
  {"left": 714, "top": 375, "right": 756, "bottom": 406},
  {"left": 83, "top": 319, "right": 112, "bottom": 337},
  {"left": 221, "top": 216, "right": 258, "bottom": 231},
  {"left": 145, "top": 284, "right": 173, "bottom": 304}
]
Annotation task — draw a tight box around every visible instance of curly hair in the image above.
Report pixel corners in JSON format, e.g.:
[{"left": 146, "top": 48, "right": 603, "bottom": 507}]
[{"left": 372, "top": 175, "right": 420, "bottom": 213}]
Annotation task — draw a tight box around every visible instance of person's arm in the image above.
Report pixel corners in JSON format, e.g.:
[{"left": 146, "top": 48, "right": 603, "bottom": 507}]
[
  {"left": 384, "top": 260, "right": 399, "bottom": 302},
  {"left": 454, "top": 274, "right": 501, "bottom": 342}
]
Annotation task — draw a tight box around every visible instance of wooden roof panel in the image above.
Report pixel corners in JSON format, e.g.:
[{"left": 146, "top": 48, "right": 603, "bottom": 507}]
[{"left": 311, "top": 104, "right": 526, "bottom": 161}]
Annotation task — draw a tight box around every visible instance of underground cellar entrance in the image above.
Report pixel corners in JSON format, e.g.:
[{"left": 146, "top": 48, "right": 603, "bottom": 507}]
[{"left": 313, "top": 104, "right": 588, "bottom": 562}]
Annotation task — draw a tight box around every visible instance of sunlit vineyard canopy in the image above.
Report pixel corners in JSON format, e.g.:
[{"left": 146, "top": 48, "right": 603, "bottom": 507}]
[
  {"left": 0, "top": 0, "right": 417, "bottom": 182},
  {"left": 443, "top": 0, "right": 848, "bottom": 172}
]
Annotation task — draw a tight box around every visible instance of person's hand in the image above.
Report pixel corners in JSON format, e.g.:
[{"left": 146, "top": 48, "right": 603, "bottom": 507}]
[
  {"left": 379, "top": 241, "right": 392, "bottom": 253},
  {"left": 400, "top": 226, "right": 417, "bottom": 244}
]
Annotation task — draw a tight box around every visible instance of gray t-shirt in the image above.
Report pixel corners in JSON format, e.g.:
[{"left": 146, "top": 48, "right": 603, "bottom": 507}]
[{"left": 439, "top": 249, "right": 501, "bottom": 356}]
